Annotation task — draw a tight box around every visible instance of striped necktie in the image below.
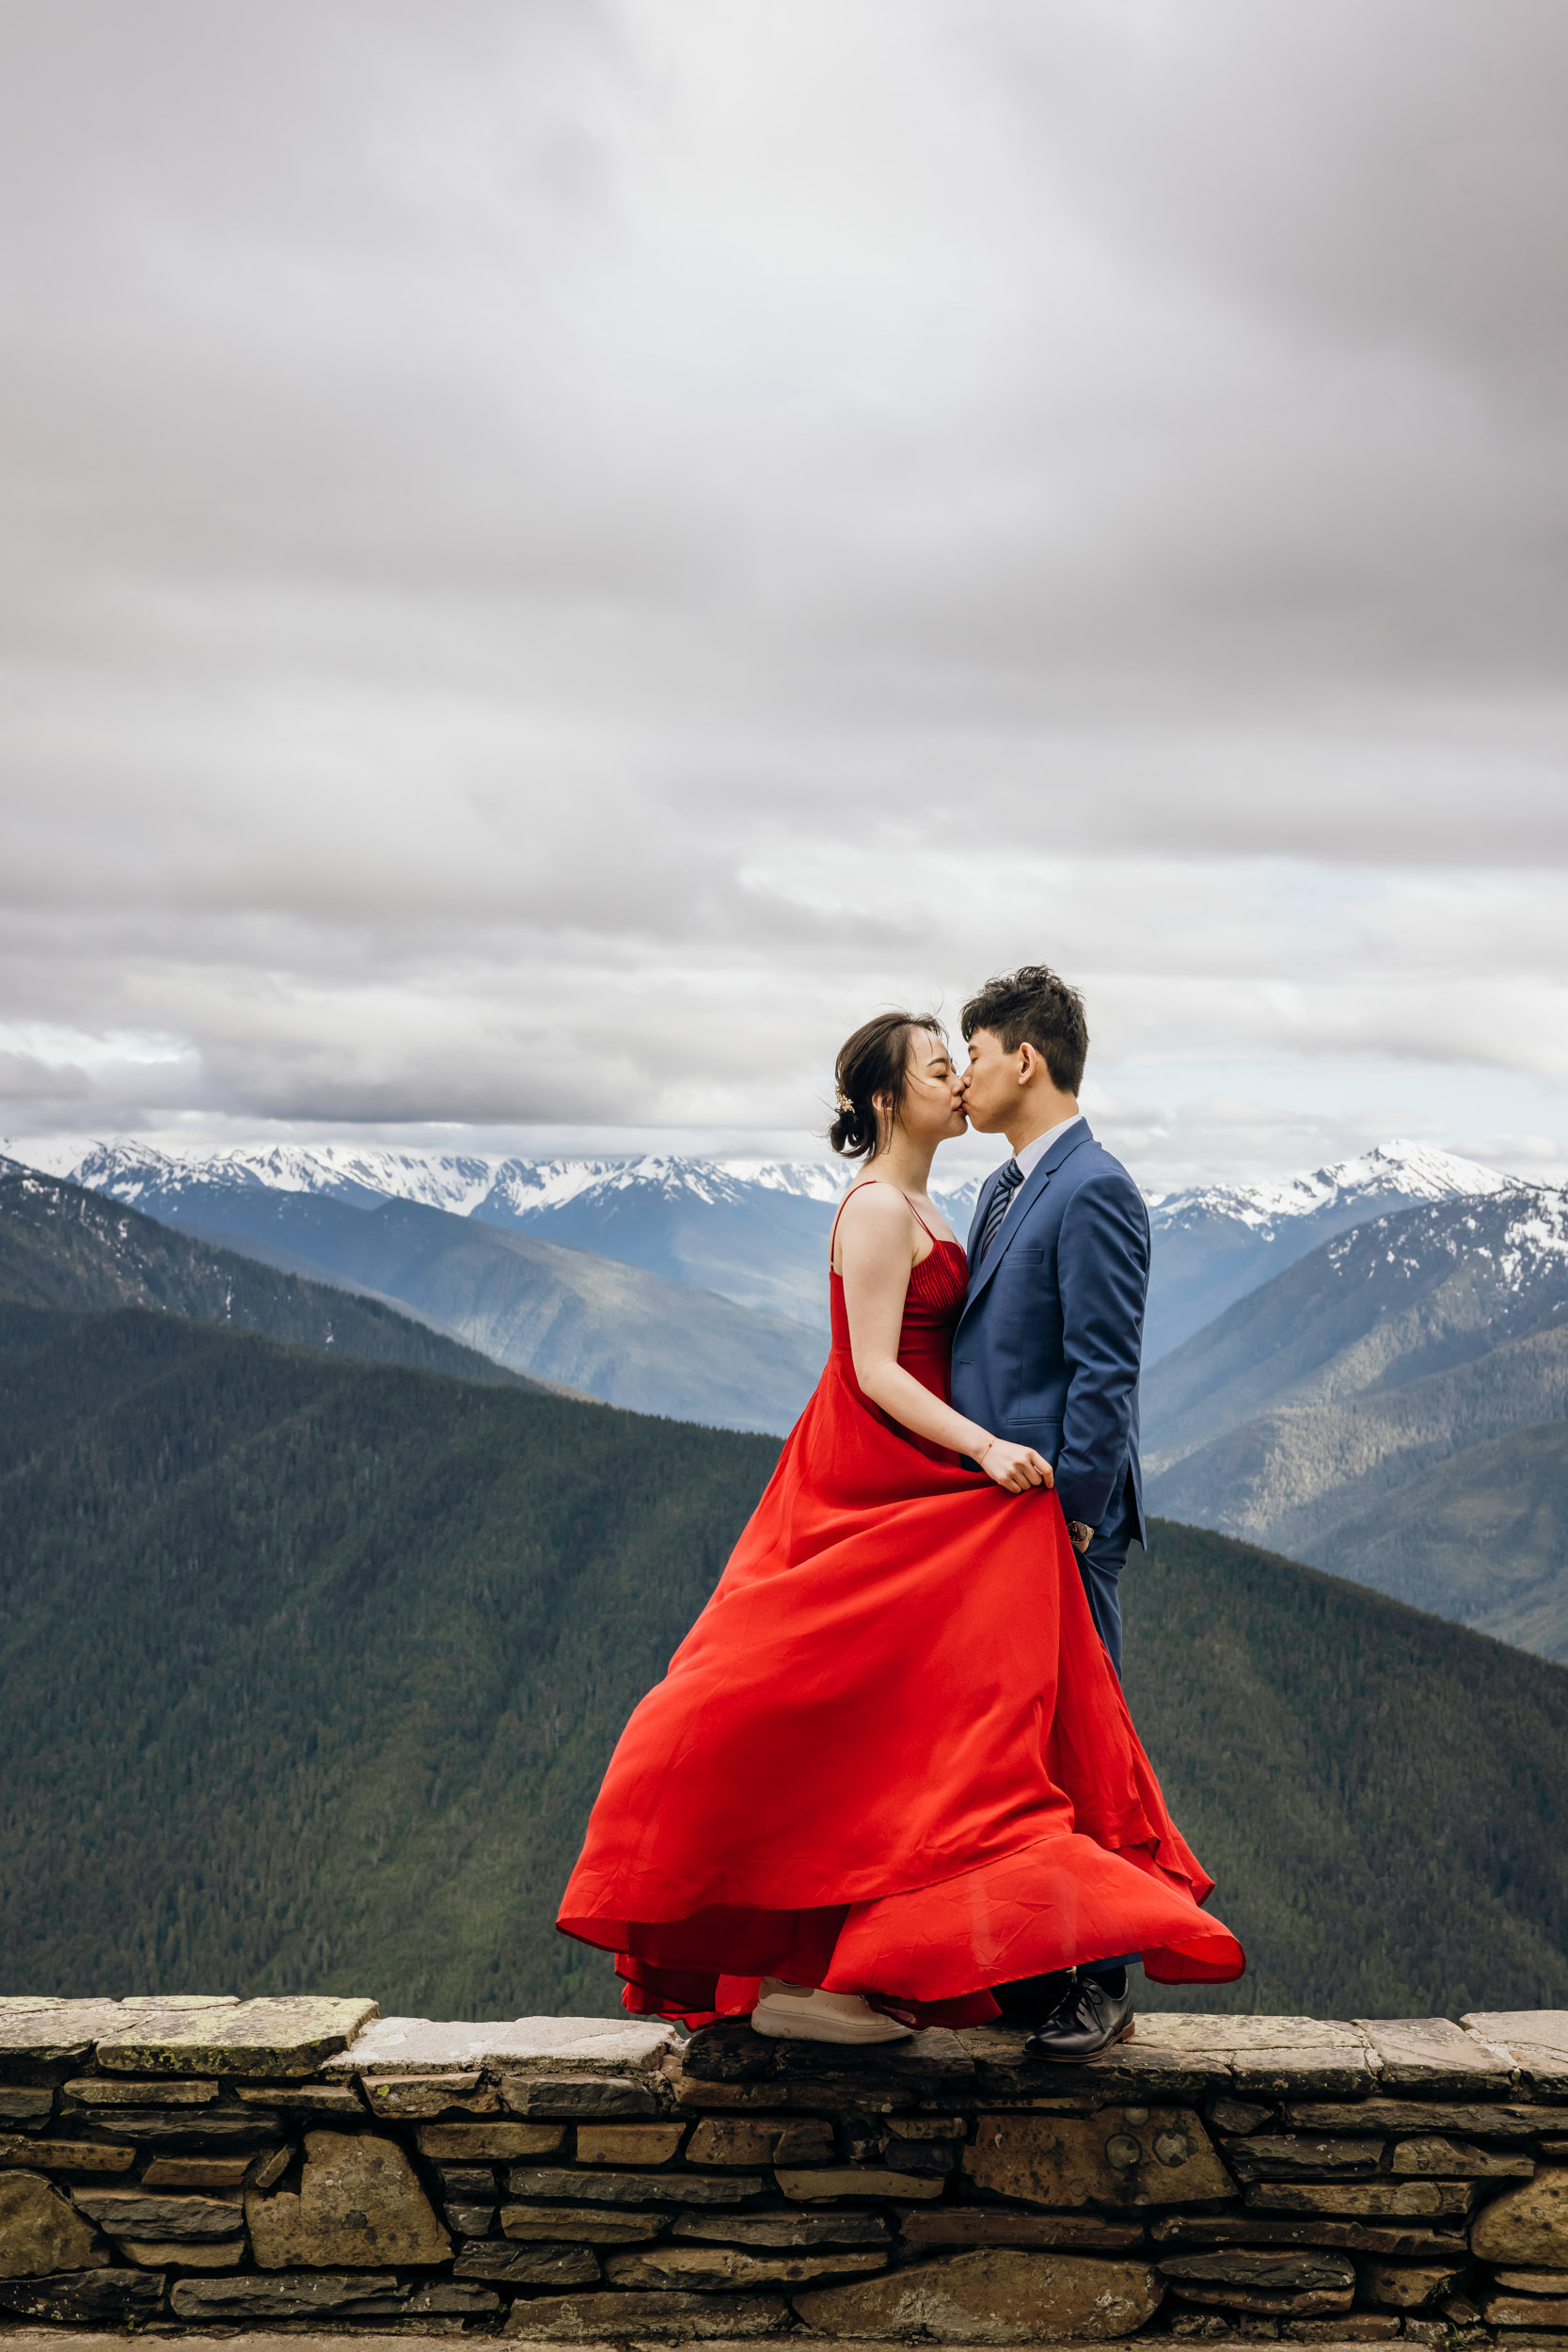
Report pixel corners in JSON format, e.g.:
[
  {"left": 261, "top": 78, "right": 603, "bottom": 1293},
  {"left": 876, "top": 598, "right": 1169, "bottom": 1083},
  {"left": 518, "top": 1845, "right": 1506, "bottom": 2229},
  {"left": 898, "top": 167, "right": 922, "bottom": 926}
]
[{"left": 975, "top": 1157, "right": 1024, "bottom": 1264}]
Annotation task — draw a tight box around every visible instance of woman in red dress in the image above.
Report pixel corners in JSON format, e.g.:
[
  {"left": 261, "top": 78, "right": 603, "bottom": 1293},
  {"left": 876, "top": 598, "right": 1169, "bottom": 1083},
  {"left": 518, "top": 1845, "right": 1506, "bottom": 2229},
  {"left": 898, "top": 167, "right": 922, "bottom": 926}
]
[{"left": 557, "top": 1011, "right": 1243, "bottom": 2045}]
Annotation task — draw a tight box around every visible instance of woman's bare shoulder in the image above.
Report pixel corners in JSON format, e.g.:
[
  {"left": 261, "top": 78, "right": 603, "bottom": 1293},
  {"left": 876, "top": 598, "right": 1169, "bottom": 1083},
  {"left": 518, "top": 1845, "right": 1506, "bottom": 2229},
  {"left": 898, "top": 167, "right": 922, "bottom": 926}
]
[
  {"left": 836, "top": 1180, "right": 911, "bottom": 1226},
  {"left": 834, "top": 1181, "right": 919, "bottom": 1269}
]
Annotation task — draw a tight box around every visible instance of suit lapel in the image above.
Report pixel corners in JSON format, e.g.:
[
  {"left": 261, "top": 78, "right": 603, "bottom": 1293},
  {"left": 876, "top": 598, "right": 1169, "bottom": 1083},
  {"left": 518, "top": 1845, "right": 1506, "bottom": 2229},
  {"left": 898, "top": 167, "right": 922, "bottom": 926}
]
[{"left": 962, "top": 1120, "right": 1093, "bottom": 1314}]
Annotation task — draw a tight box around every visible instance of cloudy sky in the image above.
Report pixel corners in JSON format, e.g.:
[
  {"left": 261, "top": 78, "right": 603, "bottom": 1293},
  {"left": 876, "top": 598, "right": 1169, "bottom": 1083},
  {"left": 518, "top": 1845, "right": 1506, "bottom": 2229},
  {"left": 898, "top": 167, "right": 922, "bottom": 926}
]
[{"left": 3, "top": 0, "right": 1565, "bottom": 1190}]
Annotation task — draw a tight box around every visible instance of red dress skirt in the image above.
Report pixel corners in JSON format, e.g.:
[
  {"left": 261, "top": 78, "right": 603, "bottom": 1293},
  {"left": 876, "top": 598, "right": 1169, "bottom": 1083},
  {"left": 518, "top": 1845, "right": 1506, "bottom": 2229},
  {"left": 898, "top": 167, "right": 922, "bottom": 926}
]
[{"left": 557, "top": 1231, "right": 1243, "bottom": 2026}]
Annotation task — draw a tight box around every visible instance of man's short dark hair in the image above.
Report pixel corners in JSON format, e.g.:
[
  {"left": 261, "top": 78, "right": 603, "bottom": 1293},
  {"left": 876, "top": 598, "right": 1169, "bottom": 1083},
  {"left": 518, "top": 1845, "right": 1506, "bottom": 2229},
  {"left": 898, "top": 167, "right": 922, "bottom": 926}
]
[{"left": 961, "top": 964, "right": 1088, "bottom": 1095}]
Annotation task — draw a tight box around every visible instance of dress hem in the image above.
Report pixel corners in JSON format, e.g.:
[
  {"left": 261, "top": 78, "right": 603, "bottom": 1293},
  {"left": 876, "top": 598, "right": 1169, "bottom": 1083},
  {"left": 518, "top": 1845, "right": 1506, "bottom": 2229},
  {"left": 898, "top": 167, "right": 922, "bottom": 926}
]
[{"left": 560, "top": 1821, "right": 1245, "bottom": 2030}]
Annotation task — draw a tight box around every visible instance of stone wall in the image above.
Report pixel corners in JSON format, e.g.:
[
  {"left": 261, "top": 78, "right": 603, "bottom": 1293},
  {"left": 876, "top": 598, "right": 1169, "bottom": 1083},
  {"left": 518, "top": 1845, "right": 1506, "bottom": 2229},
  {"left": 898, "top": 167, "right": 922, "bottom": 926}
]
[{"left": 3, "top": 1997, "right": 1568, "bottom": 2341}]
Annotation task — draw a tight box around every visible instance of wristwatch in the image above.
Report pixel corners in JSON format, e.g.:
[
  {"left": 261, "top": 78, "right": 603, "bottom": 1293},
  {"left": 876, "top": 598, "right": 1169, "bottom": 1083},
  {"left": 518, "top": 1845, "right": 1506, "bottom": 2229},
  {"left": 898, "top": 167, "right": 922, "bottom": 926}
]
[{"left": 1068, "top": 1520, "right": 1095, "bottom": 1554}]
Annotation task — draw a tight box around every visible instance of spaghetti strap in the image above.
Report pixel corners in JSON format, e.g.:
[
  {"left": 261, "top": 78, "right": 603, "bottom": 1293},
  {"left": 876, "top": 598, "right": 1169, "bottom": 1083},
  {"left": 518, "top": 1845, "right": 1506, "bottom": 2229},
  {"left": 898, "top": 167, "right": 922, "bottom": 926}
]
[
  {"left": 828, "top": 1179, "right": 881, "bottom": 1266},
  {"left": 829, "top": 1180, "right": 944, "bottom": 1269},
  {"left": 902, "top": 1193, "right": 942, "bottom": 1247}
]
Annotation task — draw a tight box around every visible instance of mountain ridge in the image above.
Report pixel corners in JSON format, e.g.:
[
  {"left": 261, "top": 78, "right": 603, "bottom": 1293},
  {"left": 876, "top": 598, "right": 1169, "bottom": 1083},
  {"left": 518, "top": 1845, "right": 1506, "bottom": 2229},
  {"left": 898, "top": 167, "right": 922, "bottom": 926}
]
[
  {"left": 14, "top": 1131, "right": 1513, "bottom": 1360},
  {"left": 52, "top": 1141, "right": 855, "bottom": 1335},
  {"left": 1147, "top": 1138, "right": 1511, "bottom": 1229},
  {"left": 6, "top": 1173, "right": 1568, "bottom": 2016},
  {"left": 0, "top": 1156, "right": 539, "bottom": 1392},
  {"left": 1318, "top": 1418, "right": 1568, "bottom": 1659},
  {"left": 91, "top": 1179, "right": 829, "bottom": 1432},
  {"left": 1147, "top": 1183, "right": 1568, "bottom": 1468},
  {"left": 1142, "top": 1138, "right": 1512, "bottom": 1361},
  {"left": 1145, "top": 1183, "right": 1568, "bottom": 1659}
]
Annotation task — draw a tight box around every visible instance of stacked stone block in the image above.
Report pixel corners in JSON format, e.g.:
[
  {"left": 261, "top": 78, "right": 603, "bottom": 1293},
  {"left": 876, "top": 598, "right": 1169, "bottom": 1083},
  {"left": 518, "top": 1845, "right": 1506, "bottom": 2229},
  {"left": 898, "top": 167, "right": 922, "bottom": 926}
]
[{"left": 2, "top": 1994, "right": 1568, "bottom": 2339}]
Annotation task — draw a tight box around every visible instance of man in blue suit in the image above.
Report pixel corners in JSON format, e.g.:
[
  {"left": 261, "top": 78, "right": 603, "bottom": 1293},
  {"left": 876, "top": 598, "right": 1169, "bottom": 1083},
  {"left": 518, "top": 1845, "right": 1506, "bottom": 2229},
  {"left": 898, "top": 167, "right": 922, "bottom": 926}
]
[{"left": 951, "top": 963, "right": 1150, "bottom": 2062}]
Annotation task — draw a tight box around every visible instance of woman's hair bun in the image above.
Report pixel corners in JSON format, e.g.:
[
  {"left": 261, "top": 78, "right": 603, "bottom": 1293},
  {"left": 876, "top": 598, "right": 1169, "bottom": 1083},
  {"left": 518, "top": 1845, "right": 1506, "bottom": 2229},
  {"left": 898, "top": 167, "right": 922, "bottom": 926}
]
[{"left": 829, "top": 1009, "right": 944, "bottom": 1162}]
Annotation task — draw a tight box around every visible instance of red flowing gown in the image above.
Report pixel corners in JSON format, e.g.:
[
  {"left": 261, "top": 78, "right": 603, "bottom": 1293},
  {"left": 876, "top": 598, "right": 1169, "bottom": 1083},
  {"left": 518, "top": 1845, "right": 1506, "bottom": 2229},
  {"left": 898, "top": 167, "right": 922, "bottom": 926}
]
[{"left": 557, "top": 1208, "right": 1244, "bottom": 2026}]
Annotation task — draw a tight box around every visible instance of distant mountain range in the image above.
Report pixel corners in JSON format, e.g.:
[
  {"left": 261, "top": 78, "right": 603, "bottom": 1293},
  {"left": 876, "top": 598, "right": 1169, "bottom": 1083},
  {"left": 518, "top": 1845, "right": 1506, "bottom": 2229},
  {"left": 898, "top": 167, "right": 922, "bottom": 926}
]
[
  {"left": 10, "top": 1129, "right": 1540, "bottom": 1491},
  {"left": 26, "top": 1133, "right": 1510, "bottom": 1362},
  {"left": 6, "top": 1153, "right": 827, "bottom": 1435},
  {"left": 63, "top": 1141, "right": 853, "bottom": 1337},
  {"left": 1145, "top": 1183, "right": 1568, "bottom": 1659}
]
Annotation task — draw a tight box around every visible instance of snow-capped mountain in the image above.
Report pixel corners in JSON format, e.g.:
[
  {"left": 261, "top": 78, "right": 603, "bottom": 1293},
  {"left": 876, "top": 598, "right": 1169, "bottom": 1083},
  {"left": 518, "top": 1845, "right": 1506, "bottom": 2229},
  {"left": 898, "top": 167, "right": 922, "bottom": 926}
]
[
  {"left": 40, "top": 1142, "right": 853, "bottom": 1331},
  {"left": 719, "top": 1159, "right": 849, "bottom": 1203},
  {"left": 1148, "top": 1140, "right": 1510, "bottom": 1233},
  {"left": 58, "top": 1140, "right": 859, "bottom": 1215},
  {"left": 1142, "top": 1138, "right": 1511, "bottom": 1362},
  {"left": 472, "top": 1156, "right": 847, "bottom": 1327},
  {"left": 37, "top": 1140, "right": 989, "bottom": 1333},
  {"left": 65, "top": 1139, "right": 527, "bottom": 1216},
  {"left": 1150, "top": 1180, "right": 1568, "bottom": 1470},
  {"left": 23, "top": 1131, "right": 1514, "bottom": 1359}
]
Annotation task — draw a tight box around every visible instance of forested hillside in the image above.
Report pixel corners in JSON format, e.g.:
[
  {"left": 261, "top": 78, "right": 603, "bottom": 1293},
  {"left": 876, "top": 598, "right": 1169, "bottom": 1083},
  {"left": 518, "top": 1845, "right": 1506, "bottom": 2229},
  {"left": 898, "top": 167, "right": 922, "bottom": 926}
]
[
  {"left": 0, "top": 1301, "right": 776, "bottom": 2015},
  {"left": 1121, "top": 1521, "right": 1568, "bottom": 2016},
  {"left": 4, "top": 1296, "right": 1568, "bottom": 2020}
]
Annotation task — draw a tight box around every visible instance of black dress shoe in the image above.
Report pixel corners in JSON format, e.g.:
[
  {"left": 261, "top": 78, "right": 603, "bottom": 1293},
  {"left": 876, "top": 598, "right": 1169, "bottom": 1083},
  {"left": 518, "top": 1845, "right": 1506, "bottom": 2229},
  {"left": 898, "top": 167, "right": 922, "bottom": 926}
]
[
  {"left": 1022, "top": 1973, "right": 1136, "bottom": 2062},
  {"left": 990, "top": 1969, "right": 1075, "bottom": 2025}
]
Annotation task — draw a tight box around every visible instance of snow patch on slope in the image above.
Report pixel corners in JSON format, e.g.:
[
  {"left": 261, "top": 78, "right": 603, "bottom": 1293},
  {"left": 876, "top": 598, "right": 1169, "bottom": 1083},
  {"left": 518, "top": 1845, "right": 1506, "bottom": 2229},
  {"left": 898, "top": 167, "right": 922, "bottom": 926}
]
[
  {"left": 1148, "top": 1139, "right": 1510, "bottom": 1233},
  {"left": 1323, "top": 1183, "right": 1568, "bottom": 1295}
]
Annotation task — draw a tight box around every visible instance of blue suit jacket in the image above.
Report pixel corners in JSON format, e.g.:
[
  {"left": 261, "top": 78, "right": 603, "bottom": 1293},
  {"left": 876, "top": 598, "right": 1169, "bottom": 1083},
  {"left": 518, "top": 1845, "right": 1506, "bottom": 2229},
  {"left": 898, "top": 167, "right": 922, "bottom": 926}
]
[{"left": 949, "top": 1120, "right": 1149, "bottom": 1541}]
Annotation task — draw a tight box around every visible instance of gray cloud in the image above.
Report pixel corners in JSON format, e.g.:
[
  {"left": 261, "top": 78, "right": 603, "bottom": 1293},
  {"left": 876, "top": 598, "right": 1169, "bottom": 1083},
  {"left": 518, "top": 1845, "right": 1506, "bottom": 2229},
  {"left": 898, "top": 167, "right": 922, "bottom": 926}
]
[{"left": 1, "top": 0, "right": 1565, "bottom": 1184}]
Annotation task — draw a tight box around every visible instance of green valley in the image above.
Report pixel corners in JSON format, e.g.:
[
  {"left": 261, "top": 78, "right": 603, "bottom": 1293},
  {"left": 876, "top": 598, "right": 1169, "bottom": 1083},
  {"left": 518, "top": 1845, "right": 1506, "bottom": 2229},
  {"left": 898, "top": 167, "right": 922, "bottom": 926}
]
[{"left": 4, "top": 1297, "right": 1568, "bottom": 2022}]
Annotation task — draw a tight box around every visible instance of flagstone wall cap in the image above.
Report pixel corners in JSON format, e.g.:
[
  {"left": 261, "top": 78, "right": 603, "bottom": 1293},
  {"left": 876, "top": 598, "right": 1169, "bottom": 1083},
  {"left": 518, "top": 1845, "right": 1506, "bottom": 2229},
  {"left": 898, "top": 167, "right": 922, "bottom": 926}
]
[
  {"left": 0, "top": 2001, "right": 249, "bottom": 2062},
  {"left": 956, "top": 2015, "right": 1373, "bottom": 2098},
  {"left": 1465, "top": 2012, "right": 1568, "bottom": 2056},
  {"left": 1461, "top": 2013, "right": 1568, "bottom": 2091},
  {"left": 4, "top": 1997, "right": 1561, "bottom": 2097},
  {"left": 0, "top": 1996, "right": 239, "bottom": 2013},
  {"left": 1354, "top": 2018, "right": 1514, "bottom": 2090},
  {"left": 94, "top": 1998, "right": 379, "bottom": 2078},
  {"left": 1128, "top": 2017, "right": 1366, "bottom": 2050},
  {"left": 117, "top": 1995, "right": 242, "bottom": 2010},
  {"left": 324, "top": 2016, "right": 679, "bottom": 2079}
]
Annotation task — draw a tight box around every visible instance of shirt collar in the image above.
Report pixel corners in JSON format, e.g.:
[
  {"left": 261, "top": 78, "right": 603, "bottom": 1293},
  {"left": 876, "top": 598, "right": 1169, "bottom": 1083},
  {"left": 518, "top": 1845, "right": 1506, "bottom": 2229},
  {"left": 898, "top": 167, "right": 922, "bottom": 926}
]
[{"left": 1012, "top": 1112, "right": 1085, "bottom": 1183}]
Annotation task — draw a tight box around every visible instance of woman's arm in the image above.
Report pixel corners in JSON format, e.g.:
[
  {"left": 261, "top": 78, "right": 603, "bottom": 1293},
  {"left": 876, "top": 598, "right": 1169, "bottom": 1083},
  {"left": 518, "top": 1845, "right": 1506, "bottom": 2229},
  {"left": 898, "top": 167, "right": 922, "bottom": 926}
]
[{"left": 837, "top": 1186, "right": 1052, "bottom": 1494}]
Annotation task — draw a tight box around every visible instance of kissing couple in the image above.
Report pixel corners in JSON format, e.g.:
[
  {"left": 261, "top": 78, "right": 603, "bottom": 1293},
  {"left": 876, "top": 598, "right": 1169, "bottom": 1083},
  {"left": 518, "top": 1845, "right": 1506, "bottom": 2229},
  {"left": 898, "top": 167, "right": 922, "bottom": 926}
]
[{"left": 559, "top": 963, "right": 1243, "bottom": 2059}]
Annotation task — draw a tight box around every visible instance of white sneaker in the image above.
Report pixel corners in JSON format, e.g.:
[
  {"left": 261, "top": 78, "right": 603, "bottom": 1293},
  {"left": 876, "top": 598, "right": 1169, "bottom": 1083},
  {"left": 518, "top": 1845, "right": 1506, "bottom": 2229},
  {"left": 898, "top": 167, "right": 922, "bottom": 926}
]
[{"left": 751, "top": 1978, "right": 917, "bottom": 2044}]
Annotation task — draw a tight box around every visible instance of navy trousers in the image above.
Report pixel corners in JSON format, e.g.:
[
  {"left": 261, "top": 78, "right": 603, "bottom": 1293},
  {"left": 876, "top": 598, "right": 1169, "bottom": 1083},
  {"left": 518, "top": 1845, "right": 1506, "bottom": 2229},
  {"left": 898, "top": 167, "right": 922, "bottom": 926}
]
[
  {"left": 1075, "top": 1467, "right": 1137, "bottom": 1682},
  {"left": 1075, "top": 1469, "right": 1139, "bottom": 1977}
]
